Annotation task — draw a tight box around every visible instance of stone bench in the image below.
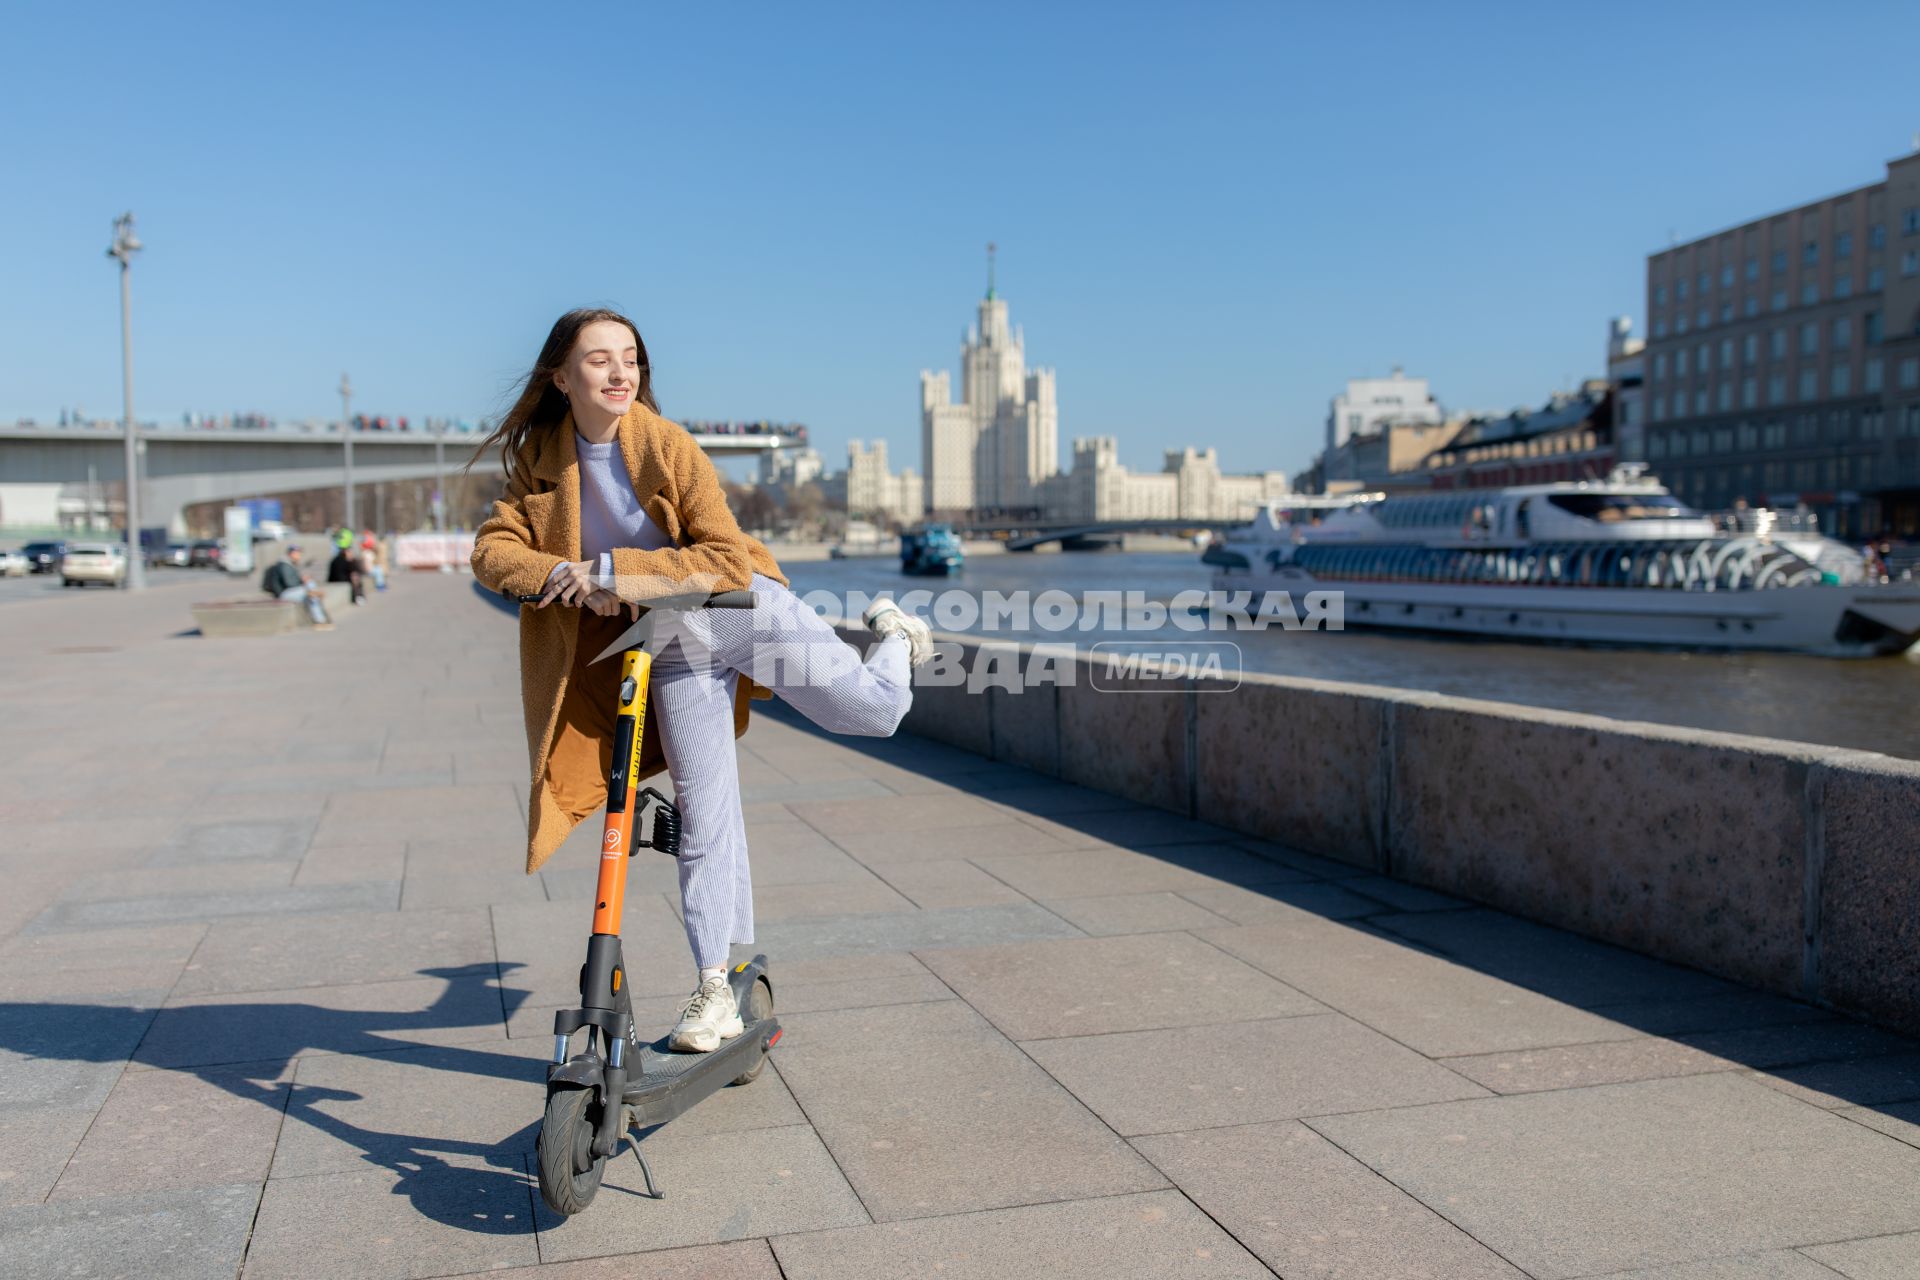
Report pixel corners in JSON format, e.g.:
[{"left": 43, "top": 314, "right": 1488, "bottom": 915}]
[{"left": 190, "top": 598, "right": 300, "bottom": 637}]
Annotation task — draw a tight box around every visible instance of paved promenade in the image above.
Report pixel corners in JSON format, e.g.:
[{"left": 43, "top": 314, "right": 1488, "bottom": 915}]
[{"left": 3, "top": 571, "right": 1920, "bottom": 1279}]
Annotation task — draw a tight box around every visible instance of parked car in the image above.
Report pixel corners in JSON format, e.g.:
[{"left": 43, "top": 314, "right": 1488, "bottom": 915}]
[
  {"left": 187, "top": 539, "right": 224, "bottom": 568},
  {"left": 0, "top": 549, "right": 29, "bottom": 577},
  {"left": 147, "top": 541, "right": 191, "bottom": 568},
  {"left": 62, "top": 543, "right": 127, "bottom": 587},
  {"left": 19, "top": 540, "right": 67, "bottom": 574}
]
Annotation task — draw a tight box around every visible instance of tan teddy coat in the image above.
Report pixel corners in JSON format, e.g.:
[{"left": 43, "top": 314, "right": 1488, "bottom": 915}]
[{"left": 470, "top": 404, "right": 787, "bottom": 873}]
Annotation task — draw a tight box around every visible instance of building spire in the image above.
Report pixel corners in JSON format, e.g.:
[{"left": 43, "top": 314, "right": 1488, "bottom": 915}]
[{"left": 985, "top": 241, "right": 996, "bottom": 300}]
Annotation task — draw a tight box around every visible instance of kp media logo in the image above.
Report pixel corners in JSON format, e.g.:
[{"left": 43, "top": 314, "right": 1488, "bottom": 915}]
[{"left": 1087, "top": 642, "right": 1242, "bottom": 692}]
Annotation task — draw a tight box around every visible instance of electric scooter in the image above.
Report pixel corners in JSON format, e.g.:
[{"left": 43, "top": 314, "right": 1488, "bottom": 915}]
[{"left": 513, "top": 587, "right": 781, "bottom": 1215}]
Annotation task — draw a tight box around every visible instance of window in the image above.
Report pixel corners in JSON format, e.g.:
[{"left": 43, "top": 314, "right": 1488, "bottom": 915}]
[
  {"left": 1738, "top": 421, "right": 1758, "bottom": 450},
  {"left": 1744, "top": 297, "right": 1759, "bottom": 318},
  {"left": 1717, "top": 383, "right": 1733, "bottom": 411},
  {"left": 1698, "top": 308, "right": 1711, "bottom": 329},
  {"left": 1677, "top": 278, "right": 1691, "bottom": 300},
  {"left": 1654, "top": 284, "right": 1667, "bottom": 306},
  {"left": 1801, "top": 282, "right": 1820, "bottom": 305},
  {"left": 1800, "top": 322, "right": 1819, "bottom": 355},
  {"left": 1652, "top": 394, "right": 1668, "bottom": 421},
  {"left": 1835, "top": 275, "right": 1853, "bottom": 299},
  {"left": 1836, "top": 231, "right": 1853, "bottom": 260},
  {"left": 1719, "top": 303, "right": 1732, "bottom": 323},
  {"left": 1869, "top": 267, "right": 1884, "bottom": 290},
  {"left": 1743, "top": 333, "right": 1758, "bottom": 364},
  {"left": 1720, "top": 338, "right": 1734, "bottom": 368},
  {"left": 1832, "top": 364, "right": 1852, "bottom": 396},
  {"left": 1799, "top": 369, "right": 1818, "bottom": 401},
  {"left": 1832, "top": 316, "right": 1852, "bottom": 348},
  {"left": 1677, "top": 349, "right": 1690, "bottom": 376},
  {"left": 1900, "top": 357, "right": 1920, "bottom": 391},
  {"left": 1698, "top": 342, "right": 1711, "bottom": 371},
  {"left": 1764, "top": 421, "right": 1787, "bottom": 449},
  {"left": 1713, "top": 427, "right": 1734, "bottom": 452},
  {"left": 1744, "top": 256, "right": 1759, "bottom": 282},
  {"left": 1768, "top": 373, "right": 1787, "bottom": 405},
  {"left": 1693, "top": 389, "right": 1708, "bottom": 414},
  {"left": 1648, "top": 431, "right": 1667, "bottom": 459},
  {"left": 1741, "top": 377, "right": 1758, "bottom": 408},
  {"left": 1870, "top": 223, "right": 1886, "bottom": 249},
  {"left": 1904, "top": 208, "right": 1920, "bottom": 235},
  {"left": 1771, "top": 289, "right": 1788, "bottom": 311},
  {"left": 1653, "top": 352, "right": 1668, "bottom": 380},
  {"left": 1803, "top": 240, "right": 1820, "bottom": 265},
  {"left": 1677, "top": 313, "right": 1691, "bottom": 334},
  {"left": 1865, "top": 358, "right": 1883, "bottom": 393},
  {"left": 1654, "top": 317, "right": 1668, "bottom": 339},
  {"left": 1721, "top": 265, "right": 1735, "bottom": 288},
  {"left": 1771, "top": 249, "right": 1788, "bottom": 274},
  {"left": 1903, "top": 250, "right": 1919, "bottom": 277},
  {"left": 1698, "top": 271, "right": 1712, "bottom": 294},
  {"left": 1770, "top": 329, "right": 1787, "bottom": 360}
]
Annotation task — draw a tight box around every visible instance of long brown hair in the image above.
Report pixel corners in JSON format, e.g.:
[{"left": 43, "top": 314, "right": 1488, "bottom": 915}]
[{"left": 466, "top": 308, "right": 658, "bottom": 486}]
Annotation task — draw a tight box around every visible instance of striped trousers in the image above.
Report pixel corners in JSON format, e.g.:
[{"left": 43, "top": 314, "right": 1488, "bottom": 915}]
[{"left": 647, "top": 574, "right": 911, "bottom": 967}]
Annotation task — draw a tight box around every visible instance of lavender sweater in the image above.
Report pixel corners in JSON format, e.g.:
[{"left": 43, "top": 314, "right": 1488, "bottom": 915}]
[{"left": 550, "top": 432, "right": 674, "bottom": 584}]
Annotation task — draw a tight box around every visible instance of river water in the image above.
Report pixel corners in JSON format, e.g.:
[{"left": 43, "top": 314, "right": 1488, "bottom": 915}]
[{"left": 786, "top": 550, "right": 1920, "bottom": 762}]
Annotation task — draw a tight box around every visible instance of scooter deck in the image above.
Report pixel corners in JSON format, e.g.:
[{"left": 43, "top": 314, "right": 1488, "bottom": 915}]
[{"left": 621, "top": 1012, "right": 779, "bottom": 1130}]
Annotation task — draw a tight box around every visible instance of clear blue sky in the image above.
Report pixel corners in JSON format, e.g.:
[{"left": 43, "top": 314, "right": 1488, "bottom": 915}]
[{"left": 5, "top": 2, "right": 1918, "bottom": 479}]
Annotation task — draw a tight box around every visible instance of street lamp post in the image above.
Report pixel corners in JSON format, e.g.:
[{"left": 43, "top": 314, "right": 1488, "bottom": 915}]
[
  {"left": 107, "top": 212, "right": 145, "bottom": 590},
  {"left": 339, "top": 372, "right": 355, "bottom": 530}
]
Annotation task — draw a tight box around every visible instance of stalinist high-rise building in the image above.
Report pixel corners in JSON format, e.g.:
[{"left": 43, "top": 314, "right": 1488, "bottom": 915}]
[{"left": 919, "top": 247, "right": 1059, "bottom": 516}]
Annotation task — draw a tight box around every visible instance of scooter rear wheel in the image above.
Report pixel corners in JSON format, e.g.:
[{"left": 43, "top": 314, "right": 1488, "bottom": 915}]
[
  {"left": 537, "top": 1085, "right": 606, "bottom": 1215},
  {"left": 731, "top": 978, "right": 774, "bottom": 1086}
]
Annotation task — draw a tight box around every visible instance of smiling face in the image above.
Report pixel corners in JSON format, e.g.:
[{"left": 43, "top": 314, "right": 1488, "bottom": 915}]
[{"left": 553, "top": 319, "right": 641, "bottom": 424}]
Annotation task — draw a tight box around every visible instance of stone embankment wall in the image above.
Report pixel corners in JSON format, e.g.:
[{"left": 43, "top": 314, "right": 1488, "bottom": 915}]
[{"left": 869, "top": 629, "right": 1920, "bottom": 1036}]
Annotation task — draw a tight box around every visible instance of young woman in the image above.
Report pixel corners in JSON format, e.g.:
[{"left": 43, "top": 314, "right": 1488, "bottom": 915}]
[{"left": 470, "top": 308, "right": 932, "bottom": 1052}]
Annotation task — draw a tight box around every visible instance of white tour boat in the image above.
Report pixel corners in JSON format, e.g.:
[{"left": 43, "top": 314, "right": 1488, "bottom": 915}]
[{"left": 1202, "top": 467, "right": 1920, "bottom": 656}]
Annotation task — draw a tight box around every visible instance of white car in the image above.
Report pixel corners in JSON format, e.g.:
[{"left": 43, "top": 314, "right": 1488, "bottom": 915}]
[
  {"left": 0, "top": 549, "right": 27, "bottom": 577},
  {"left": 62, "top": 543, "right": 127, "bottom": 587}
]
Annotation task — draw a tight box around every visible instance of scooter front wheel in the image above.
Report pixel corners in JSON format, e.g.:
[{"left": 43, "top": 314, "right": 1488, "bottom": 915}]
[{"left": 537, "top": 1085, "right": 606, "bottom": 1215}]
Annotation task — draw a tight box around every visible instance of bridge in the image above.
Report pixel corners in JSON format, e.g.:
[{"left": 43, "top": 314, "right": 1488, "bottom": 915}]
[
  {"left": 0, "top": 422, "right": 807, "bottom": 533},
  {"left": 949, "top": 517, "right": 1244, "bottom": 551}
]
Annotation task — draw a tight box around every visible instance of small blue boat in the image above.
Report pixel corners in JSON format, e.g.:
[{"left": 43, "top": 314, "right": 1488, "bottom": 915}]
[{"left": 900, "top": 524, "right": 964, "bottom": 576}]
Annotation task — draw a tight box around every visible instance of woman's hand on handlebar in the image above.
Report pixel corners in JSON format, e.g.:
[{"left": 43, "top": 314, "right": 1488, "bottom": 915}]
[
  {"left": 583, "top": 588, "right": 627, "bottom": 618},
  {"left": 538, "top": 560, "right": 598, "bottom": 608}
]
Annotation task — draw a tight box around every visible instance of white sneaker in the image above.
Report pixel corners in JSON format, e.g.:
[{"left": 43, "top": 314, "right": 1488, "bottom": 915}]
[
  {"left": 669, "top": 975, "right": 743, "bottom": 1052},
  {"left": 863, "top": 598, "right": 934, "bottom": 667}
]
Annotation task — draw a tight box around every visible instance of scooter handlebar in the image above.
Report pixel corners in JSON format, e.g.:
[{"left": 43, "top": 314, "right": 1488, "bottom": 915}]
[{"left": 513, "top": 588, "right": 758, "bottom": 610}]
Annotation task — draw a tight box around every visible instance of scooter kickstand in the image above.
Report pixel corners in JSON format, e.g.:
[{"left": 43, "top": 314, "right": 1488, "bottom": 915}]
[{"left": 625, "top": 1129, "right": 665, "bottom": 1199}]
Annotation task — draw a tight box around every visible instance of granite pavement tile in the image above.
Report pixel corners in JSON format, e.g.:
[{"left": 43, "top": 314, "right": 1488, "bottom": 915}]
[
  {"left": 785, "top": 792, "right": 1009, "bottom": 837},
  {"left": 244, "top": 1154, "right": 539, "bottom": 1279},
  {"left": 293, "top": 840, "right": 408, "bottom": 885},
  {"left": 134, "top": 972, "right": 509, "bottom": 1069},
  {"left": 0, "top": 1107, "right": 97, "bottom": 1207},
  {"left": 1800, "top": 1231, "right": 1920, "bottom": 1279},
  {"left": 1440, "top": 1037, "right": 1740, "bottom": 1095},
  {"left": 442, "top": 1240, "right": 782, "bottom": 1279},
  {"left": 1175, "top": 880, "right": 1386, "bottom": 926},
  {"left": 770, "top": 1187, "right": 1272, "bottom": 1279},
  {"left": 1368, "top": 907, "right": 1732, "bottom": 1008},
  {"left": 825, "top": 820, "right": 1082, "bottom": 863},
  {"left": 0, "top": 922, "right": 207, "bottom": 1001},
  {"left": 1751, "top": 1053, "right": 1920, "bottom": 1109},
  {"left": 1133, "top": 1120, "right": 1527, "bottom": 1279},
  {"left": 531, "top": 1126, "right": 867, "bottom": 1260},
  {"left": 969, "top": 845, "right": 1302, "bottom": 900},
  {"left": 0, "top": 1181, "right": 262, "bottom": 1280},
  {"left": 1037, "top": 890, "right": 1237, "bottom": 936},
  {"left": 172, "top": 905, "right": 496, "bottom": 996},
  {"left": 1836, "top": 1101, "right": 1920, "bottom": 1150},
  {"left": 50, "top": 1065, "right": 291, "bottom": 1200},
  {"left": 1577, "top": 1254, "right": 1858, "bottom": 1279},
  {"left": 1310, "top": 1072, "right": 1920, "bottom": 1279},
  {"left": 24, "top": 880, "right": 402, "bottom": 933},
  {"left": 1199, "top": 918, "right": 1635, "bottom": 1057},
  {"left": 1025, "top": 1011, "right": 1488, "bottom": 1136},
  {"left": 771, "top": 999, "right": 1166, "bottom": 1219},
  {"left": 866, "top": 858, "right": 1032, "bottom": 908},
  {"left": 917, "top": 931, "right": 1323, "bottom": 1040},
  {"left": 747, "top": 901, "right": 1083, "bottom": 963}
]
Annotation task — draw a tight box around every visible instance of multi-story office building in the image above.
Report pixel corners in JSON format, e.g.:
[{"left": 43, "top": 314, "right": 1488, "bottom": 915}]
[
  {"left": 1641, "top": 150, "right": 1920, "bottom": 538},
  {"left": 919, "top": 273, "right": 1059, "bottom": 517}
]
